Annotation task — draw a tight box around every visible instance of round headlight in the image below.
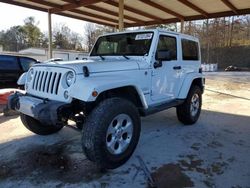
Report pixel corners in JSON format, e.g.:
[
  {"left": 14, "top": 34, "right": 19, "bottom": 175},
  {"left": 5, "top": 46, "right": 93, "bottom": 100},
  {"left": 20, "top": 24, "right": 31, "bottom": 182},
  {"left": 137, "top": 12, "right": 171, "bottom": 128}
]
[
  {"left": 27, "top": 68, "right": 34, "bottom": 82},
  {"left": 66, "top": 71, "right": 74, "bottom": 86}
]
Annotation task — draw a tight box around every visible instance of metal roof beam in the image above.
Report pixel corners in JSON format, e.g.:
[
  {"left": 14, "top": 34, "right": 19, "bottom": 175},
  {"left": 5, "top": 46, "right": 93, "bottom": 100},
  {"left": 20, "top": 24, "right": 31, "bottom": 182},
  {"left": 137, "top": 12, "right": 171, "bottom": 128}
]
[
  {"left": 61, "top": 0, "right": 79, "bottom": 4},
  {"left": 61, "top": 0, "right": 145, "bottom": 24},
  {"left": 118, "top": 0, "right": 124, "bottom": 31},
  {"left": 105, "top": 0, "right": 163, "bottom": 23},
  {"left": 27, "top": 0, "right": 118, "bottom": 25},
  {"left": 72, "top": 9, "right": 121, "bottom": 25},
  {"left": 178, "top": 0, "right": 209, "bottom": 18},
  {"left": 2, "top": 0, "right": 250, "bottom": 28},
  {"left": 221, "top": 0, "right": 239, "bottom": 14},
  {"left": 58, "top": 12, "right": 116, "bottom": 27},
  {"left": 86, "top": 4, "right": 145, "bottom": 24},
  {"left": 26, "top": 0, "right": 62, "bottom": 9},
  {"left": 1, "top": 0, "right": 48, "bottom": 12},
  {"left": 125, "top": 8, "right": 250, "bottom": 27},
  {"left": 1, "top": 0, "right": 116, "bottom": 27},
  {"left": 140, "top": 0, "right": 184, "bottom": 20},
  {"left": 50, "top": 0, "right": 106, "bottom": 13}
]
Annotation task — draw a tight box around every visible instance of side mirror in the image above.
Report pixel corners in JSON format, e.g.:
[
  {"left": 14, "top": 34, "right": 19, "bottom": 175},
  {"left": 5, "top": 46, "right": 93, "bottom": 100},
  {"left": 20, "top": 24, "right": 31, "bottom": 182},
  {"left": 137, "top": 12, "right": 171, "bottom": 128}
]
[{"left": 156, "top": 50, "right": 172, "bottom": 61}]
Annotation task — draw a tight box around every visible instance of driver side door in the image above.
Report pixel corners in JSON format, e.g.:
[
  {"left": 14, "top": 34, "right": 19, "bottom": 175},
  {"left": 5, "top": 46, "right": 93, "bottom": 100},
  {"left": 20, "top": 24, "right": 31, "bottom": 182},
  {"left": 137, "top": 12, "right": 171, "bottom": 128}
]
[{"left": 151, "top": 34, "right": 182, "bottom": 102}]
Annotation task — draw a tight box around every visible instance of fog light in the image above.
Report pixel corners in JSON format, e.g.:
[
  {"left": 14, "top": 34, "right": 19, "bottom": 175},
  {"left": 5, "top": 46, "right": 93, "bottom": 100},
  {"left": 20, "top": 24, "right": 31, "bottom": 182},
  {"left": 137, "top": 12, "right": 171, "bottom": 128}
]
[{"left": 64, "top": 91, "right": 69, "bottom": 99}]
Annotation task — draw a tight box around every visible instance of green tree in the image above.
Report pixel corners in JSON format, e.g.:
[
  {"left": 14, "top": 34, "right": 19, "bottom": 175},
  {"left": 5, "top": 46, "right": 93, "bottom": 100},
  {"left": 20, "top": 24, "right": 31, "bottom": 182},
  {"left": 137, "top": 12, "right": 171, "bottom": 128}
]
[
  {"left": 53, "top": 24, "right": 83, "bottom": 50},
  {"left": 0, "top": 16, "right": 44, "bottom": 51},
  {"left": 0, "top": 26, "right": 26, "bottom": 51},
  {"left": 23, "top": 17, "right": 43, "bottom": 47},
  {"left": 144, "top": 23, "right": 177, "bottom": 31},
  {"left": 84, "top": 23, "right": 113, "bottom": 52}
]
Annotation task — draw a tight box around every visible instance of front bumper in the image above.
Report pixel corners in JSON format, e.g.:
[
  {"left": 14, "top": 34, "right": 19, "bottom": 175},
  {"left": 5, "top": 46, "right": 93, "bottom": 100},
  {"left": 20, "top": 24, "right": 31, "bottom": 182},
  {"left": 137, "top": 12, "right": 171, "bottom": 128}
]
[{"left": 8, "top": 92, "right": 67, "bottom": 125}]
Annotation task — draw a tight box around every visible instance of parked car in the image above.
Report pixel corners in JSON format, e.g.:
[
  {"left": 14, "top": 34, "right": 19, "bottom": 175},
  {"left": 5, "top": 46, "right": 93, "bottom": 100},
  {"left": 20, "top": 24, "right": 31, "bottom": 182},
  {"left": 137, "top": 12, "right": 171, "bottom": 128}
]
[
  {"left": 225, "top": 65, "right": 240, "bottom": 71},
  {"left": 0, "top": 54, "right": 39, "bottom": 88},
  {"left": 9, "top": 29, "right": 204, "bottom": 169},
  {"left": 225, "top": 65, "right": 250, "bottom": 72}
]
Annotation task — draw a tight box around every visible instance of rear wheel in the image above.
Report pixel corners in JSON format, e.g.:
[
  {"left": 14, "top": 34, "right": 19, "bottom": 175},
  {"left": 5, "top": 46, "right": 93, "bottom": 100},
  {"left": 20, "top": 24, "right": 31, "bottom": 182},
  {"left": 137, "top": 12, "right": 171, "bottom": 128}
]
[
  {"left": 20, "top": 114, "right": 64, "bottom": 135},
  {"left": 82, "top": 98, "right": 141, "bottom": 169},
  {"left": 176, "top": 85, "right": 202, "bottom": 125}
]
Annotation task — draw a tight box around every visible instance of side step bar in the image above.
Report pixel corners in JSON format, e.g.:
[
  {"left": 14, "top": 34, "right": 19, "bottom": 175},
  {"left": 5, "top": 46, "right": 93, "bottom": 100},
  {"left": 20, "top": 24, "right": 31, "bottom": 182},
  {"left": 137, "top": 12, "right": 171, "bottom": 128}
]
[{"left": 140, "top": 99, "right": 184, "bottom": 116}]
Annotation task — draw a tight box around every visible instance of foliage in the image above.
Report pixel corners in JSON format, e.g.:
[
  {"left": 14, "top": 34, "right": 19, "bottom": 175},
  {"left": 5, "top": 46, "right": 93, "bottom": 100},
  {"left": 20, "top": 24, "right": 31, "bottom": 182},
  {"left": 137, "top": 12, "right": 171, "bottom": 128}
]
[
  {"left": 0, "top": 17, "right": 44, "bottom": 51},
  {"left": 0, "top": 15, "right": 249, "bottom": 66},
  {"left": 23, "top": 17, "right": 44, "bottom": 47},
  {"left": 84, "top": 23, "right": 114, "bottom": 52},
  {"left": 0, "top": 17, "right": 84, "bottom": 52},
  {"left": 182, "top": 16, "right": 250, "bottom": 64},
  {"left": 144, "top": 23, "right": 177, "bottom": 31},
  {"left": 53, "top": 23, "right": 83, "bottom": 50},
  {"left": 0, "top": 26, "right": 26, "bottom": 51},
  {"left": 143, "top": 16, "right": 250, "bottom": 65}
]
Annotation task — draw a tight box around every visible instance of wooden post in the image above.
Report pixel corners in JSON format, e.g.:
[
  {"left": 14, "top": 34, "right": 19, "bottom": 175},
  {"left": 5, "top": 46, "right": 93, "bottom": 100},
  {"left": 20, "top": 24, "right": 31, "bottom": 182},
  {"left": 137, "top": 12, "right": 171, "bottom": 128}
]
[
  {"left": 48, "top": 9, "right": 53, "bottom": 59},
  {"left": 180, "top": 19, "right": 184, "bottom": 33},
  {"left": 118, "top": 0, "right": 124, "bottom": 31}
]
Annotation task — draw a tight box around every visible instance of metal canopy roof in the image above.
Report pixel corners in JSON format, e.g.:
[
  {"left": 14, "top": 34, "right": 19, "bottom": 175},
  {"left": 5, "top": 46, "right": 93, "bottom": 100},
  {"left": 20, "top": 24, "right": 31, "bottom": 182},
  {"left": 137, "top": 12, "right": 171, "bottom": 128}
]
[{"left": 1, "top": 0, "right": 250, "bottom": 28}]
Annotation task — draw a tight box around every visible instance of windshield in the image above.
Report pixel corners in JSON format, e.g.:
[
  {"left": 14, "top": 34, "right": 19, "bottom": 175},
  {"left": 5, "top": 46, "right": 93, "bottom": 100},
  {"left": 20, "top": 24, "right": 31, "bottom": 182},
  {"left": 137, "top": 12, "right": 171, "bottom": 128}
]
[{"left": 90, "top": 32, "right": 154, "bottom": 56}]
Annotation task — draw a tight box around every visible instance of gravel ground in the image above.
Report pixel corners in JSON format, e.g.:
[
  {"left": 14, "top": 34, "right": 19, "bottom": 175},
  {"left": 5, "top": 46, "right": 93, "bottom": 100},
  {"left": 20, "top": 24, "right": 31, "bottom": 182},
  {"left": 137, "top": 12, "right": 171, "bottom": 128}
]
[{"left": 0, "top": 72, "right": 249, "bottom": 188}]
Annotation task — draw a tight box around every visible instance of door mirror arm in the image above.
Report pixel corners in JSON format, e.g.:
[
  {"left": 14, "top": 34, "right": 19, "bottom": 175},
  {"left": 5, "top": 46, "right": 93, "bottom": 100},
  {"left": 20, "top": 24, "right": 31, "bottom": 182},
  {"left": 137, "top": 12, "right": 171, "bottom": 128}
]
[{"left": 153, "top": 61, "right": 162, "bottom": 69}]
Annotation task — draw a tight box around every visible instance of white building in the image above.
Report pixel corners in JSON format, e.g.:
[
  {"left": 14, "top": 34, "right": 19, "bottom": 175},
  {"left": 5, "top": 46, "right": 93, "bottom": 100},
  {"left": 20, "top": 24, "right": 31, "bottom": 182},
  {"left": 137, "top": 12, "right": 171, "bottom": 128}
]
[{"left": 18, "top": 48, "right": 88, "bottom": 61}]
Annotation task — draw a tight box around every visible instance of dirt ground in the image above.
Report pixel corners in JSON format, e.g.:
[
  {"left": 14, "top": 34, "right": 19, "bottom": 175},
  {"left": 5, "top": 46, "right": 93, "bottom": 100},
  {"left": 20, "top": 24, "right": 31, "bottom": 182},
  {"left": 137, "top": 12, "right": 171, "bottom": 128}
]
[{"left": 0, "top": 72, "right": 249, "bottom": 188}]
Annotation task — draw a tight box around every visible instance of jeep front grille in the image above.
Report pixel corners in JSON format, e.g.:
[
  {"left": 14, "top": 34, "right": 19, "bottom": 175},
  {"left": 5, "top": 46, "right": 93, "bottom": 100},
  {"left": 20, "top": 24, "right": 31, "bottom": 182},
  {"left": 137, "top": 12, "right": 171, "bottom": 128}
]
[{"left": 32, "top": 70, "right": 62, "bottom": 95}]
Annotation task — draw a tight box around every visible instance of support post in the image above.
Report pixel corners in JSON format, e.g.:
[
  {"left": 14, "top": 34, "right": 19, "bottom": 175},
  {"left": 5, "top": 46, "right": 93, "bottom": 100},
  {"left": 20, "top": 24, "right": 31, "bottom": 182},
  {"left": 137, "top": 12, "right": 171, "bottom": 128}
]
[
  {"left": 180, "top": 19, "right": 184, "bottom": 33},
  {"left": 118, "top": 0, "right": 124, "bottom": 31},
  {"left": 48, "top": 9, "right": 53, "bottom": 59}
]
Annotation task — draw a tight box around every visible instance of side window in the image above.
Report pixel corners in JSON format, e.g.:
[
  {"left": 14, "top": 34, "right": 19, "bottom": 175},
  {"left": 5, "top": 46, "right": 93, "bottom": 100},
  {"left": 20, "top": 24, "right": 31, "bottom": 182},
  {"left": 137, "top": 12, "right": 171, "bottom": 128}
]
[
  {"left": 156, "top": 35, "right": 177, "bottom": 60},
  {"left": 181, "top": 39, "right": 199, "bottom": 60},
  {"left": 0, "top": 55, "right": 19, "bottom": 70},
  {"left": 19, "top": 57, "right": 36, "bottom": 71}
]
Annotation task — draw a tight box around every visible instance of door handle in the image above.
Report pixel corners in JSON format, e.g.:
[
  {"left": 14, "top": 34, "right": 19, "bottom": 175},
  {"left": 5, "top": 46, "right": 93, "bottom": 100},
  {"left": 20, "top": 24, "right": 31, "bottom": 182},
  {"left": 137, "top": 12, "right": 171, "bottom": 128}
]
[{"left": 173, "top": 66, "right": 181, "bottom": 70}]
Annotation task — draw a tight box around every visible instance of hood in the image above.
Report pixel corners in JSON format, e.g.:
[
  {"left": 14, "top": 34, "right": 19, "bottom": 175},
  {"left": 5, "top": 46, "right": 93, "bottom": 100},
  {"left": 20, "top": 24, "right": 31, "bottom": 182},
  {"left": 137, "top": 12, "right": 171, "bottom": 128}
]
[{"left": 36, "top": 58, "right": 141, "bottom": 74}]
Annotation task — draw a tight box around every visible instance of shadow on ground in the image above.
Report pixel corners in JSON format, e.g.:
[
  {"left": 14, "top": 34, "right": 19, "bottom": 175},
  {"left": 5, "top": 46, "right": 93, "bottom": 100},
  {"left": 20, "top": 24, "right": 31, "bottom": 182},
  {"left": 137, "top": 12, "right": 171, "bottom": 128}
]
[{"left": 0, "top": 109, "right": 249, "bottom": 188}]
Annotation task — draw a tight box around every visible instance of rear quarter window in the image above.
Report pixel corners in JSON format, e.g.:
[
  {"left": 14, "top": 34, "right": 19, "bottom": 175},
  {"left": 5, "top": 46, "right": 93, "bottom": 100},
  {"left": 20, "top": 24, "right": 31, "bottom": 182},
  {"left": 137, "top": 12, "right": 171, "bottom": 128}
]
[
  {"left": 0, "top": 55, "right": 19, "bottom": 70},
  {"left": 181, "top": 39, "right": 199, "bottom": 61}
]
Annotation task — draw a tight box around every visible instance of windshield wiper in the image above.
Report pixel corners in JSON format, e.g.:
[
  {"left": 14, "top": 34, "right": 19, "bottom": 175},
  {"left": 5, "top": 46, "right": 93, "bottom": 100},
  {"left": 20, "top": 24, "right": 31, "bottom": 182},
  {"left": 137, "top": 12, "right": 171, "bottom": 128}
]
[
  {"left": 99, "top": 55, "right": 105, "bottom": 60},
  {"left": 122, "top": 55, "right": 129, "bottom": 60}
]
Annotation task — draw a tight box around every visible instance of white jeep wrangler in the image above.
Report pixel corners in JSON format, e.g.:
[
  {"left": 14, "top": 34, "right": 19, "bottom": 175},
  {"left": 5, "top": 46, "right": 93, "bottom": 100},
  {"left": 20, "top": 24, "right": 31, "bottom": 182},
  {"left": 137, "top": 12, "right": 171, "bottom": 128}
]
[{"left": 9, "top": 29, "right": 204, "bottom": 169}]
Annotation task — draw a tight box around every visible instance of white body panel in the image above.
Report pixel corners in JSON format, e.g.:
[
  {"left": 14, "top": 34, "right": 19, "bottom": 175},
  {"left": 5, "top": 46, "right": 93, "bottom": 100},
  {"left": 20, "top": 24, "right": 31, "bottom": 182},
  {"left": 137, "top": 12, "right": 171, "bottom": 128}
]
[
  {"left": 17, "top": 72, "right": 27, "bottom": 85},
  {"left": 23, "top": 29, "right": 203, "bottom": 110}
]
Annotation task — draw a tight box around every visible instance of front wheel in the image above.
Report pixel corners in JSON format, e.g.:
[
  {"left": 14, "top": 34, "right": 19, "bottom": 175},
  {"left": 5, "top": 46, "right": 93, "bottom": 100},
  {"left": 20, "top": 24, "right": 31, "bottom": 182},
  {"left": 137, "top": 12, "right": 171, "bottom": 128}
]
[
  {"left": 20, "top": 114, "right": 64, "bottom": 135},
  {"left": 176, "top": 85, "right": 202, "bottom": 125},
  {"left": 82, "top": 98, "right": 141, "bottom": 169}
]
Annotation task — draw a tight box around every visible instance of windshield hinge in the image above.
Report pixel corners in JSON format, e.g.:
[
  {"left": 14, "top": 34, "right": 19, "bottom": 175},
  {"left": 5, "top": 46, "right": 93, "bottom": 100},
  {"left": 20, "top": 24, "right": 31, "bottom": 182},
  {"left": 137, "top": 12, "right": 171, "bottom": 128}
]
[{"left": 151, "top": 70, "right": 156, "bottom": 76}]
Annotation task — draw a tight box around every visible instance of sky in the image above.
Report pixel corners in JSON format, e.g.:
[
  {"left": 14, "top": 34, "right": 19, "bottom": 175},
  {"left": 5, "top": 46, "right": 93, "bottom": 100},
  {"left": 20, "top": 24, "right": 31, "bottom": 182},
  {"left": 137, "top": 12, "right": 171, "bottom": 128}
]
[{"left": 0, "top": 2, "right": 87, "bottom": 34}]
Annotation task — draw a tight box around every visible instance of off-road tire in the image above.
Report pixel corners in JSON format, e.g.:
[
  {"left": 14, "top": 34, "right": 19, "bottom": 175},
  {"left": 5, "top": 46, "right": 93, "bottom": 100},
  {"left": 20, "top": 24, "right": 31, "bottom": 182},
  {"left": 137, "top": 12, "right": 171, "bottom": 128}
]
[
  {"left": 76, "top": 123, "right": 83, "bottom": 130},
  {"left": 176, "top": 85, "right": 202, "bottom": 125},
  {"left": 20, "top": 114, "right": 64, "bottom": 135},
  {"left": 74, "top": 114, "right": 85, "bottom": 130},
  {"left": 82, "top": 97, "right": 141, "bottom": 169}
]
